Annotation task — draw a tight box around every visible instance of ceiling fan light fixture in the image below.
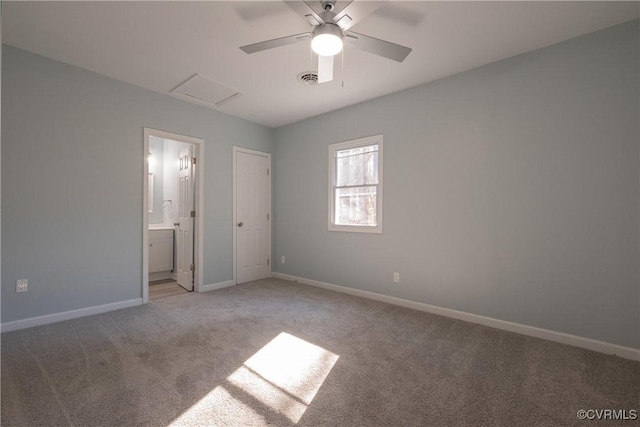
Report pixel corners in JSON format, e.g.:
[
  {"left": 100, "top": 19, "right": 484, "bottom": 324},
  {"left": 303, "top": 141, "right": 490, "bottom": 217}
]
[{"left": 311, "top": 24, "right": 343, "bottom": 56}]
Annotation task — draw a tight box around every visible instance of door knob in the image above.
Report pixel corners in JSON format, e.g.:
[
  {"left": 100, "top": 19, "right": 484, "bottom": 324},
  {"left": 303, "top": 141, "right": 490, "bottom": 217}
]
[{"left": 237, "top": 222, "right": 244, "bottom": 227}]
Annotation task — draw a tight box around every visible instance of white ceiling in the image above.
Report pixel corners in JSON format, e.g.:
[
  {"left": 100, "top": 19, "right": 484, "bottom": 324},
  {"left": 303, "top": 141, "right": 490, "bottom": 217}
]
[{"left": 3, "top": 1, "right": 638, "bottom": 128}]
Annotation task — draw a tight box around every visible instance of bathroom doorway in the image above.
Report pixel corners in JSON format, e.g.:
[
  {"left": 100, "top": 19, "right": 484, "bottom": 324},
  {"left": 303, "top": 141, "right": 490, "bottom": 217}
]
[{"left": 143, "top": 128, "right": 204, "bottom": 303}]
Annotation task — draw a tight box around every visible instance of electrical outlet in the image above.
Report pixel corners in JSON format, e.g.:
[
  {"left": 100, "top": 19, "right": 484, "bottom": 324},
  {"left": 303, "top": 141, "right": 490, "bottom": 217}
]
[
  {"left": 281, "top": 256, "right": 285, "bottom": 264},
  {"left": 16, "top": 279, "right": 28, "bottom": 293},
  {"left": 393, "top": 272, "right": 400, "bottom": 283}
]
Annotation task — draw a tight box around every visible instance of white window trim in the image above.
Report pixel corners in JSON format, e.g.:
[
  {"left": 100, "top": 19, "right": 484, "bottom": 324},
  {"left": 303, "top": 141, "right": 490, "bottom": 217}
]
[{"left": 328, "top": 134, "right": 383, "bottom": 234}]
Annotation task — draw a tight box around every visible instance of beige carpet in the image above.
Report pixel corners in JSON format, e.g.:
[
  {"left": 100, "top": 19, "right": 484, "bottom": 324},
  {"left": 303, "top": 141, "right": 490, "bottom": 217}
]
[{"left": 1, "top": 278, "right": 638, "bottom": 426}]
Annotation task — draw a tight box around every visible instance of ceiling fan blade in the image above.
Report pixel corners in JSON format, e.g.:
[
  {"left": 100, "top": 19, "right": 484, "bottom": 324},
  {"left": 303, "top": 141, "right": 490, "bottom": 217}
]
[
  {"left": 317, "top": 55, "right": 334, "bottom": 84},
  {"left": 332, "top": 0, "right": 385, "bottom": 31},
  {"left": 283, "top": 1, "right": 324, "bottom": 26},
  {"left": 345, "top": 31, "right": 412, "bottom": 62},
  {"left": 240, "top": 33, "right": 311, "bottom": 54}
]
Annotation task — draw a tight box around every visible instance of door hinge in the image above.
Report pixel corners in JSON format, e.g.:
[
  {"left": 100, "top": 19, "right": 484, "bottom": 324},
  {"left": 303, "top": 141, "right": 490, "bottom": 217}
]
[
  {"left": 191, "top": 157, "right": 196, "bottom": 165},
  {"left": 267, "top": 214, "right": 269, "bottom": 220},
  {"left": 190, "top": 210, "right": 196, "bottom": 218},
  {"left": 267, "top": 258, "right": 270, "bottom": 266},
  {"left": 267, "top": 168, "right": 269, "bottom": 176},
  {"left": 190, "top": 264, "right": 195, "bottom": 271}
]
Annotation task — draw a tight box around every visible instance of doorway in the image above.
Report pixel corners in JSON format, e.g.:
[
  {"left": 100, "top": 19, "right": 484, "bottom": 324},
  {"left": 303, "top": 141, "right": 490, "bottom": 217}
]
[
  {"left": 143, "top": 128, "right": 204, "bottom": 303},
  {"left": 233, "top": 147, "right": 272, "bottom": 284}
]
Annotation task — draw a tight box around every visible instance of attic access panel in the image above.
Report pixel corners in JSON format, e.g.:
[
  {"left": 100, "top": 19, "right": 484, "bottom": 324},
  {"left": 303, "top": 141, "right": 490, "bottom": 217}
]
[{"left": 171, "top": 74, "right": 244, "bottom": 107}]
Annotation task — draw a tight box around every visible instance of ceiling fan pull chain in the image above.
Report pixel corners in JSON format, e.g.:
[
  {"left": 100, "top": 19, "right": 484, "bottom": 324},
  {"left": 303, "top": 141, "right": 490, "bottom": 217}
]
[{"left": 341, "top": 49, "right": 344, "bottom": 88}]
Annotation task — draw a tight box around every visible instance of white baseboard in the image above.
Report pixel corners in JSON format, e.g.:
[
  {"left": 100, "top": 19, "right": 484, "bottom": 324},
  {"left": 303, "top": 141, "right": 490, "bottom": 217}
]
[
  {"left": 199, "top": 280, "right": 235, "bottom": 293},
  {"left": 149, "top": 271, "right": 173, "bottom": 282},
  {"left": 272, "top": 272, "right": 640, "bottom": 361},
  {"left": 0, "top": 298, "right": 143, "bottom": 333}
]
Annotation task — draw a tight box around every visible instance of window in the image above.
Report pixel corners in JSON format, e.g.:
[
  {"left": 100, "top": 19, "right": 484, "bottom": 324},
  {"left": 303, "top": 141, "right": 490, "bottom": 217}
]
[{"left": 328, "top": 135, "right": 383, "bottom": 233}]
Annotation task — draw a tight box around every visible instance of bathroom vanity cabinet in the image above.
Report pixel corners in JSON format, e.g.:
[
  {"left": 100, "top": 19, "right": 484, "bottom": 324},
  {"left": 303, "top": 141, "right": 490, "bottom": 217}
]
[{"left": 149, "top": 229, "right": 174, "bottom": 273}]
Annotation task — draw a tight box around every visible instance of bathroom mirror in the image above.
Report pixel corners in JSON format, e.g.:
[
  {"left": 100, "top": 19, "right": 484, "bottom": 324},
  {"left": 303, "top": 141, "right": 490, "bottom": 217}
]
[{"left": 148, "top": 173, "right": 154, "bottom": 213}]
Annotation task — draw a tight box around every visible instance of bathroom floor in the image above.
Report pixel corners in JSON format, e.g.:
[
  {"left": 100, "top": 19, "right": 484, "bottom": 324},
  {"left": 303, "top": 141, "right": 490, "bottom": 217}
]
[{"left": 149, "top": 279, "right": 189, "bottom": 300}]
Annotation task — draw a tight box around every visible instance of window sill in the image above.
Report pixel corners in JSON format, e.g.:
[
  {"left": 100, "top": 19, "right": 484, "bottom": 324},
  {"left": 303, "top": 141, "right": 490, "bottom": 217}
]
[{"left": 328, "top": 225, "right": 383, "bottom": 234}]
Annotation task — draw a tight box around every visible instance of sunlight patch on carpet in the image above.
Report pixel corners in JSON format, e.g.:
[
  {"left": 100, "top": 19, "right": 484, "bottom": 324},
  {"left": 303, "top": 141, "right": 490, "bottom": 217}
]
[
  {"left": 169, "top": 385, "right": 266, "bottom": 426},
  {"left": 170, "top": 332, "right": 339, "bottom": 425}
]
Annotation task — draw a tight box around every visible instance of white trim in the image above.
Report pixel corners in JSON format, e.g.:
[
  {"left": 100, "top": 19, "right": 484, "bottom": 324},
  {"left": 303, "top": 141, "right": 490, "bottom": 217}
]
[
  {"left": 145, "top": 128, "right": 205, "bottom": 146},
  {"left": 271, "top": 272, "right": 640, "bottom": 361},
  {"left": 200, "top": 280, "right": 235, "bottom": 293},
  {"left": 149, "top": 271, "right": 173, "bottom": 282},
  {"left": 232, "top": 146, "right": 272, "bottom": 285},
  {"left": 0, "top": 299, "right": 143, "bottom": 333},
  {"left": 143, "top": 130, "right": 150, "bottom": 303},
  {"left": 328, "top": 134, "right": 384, "bottom": 234},
  {"left": 143, "top": 128, "right": 205, "bottom": 303}
]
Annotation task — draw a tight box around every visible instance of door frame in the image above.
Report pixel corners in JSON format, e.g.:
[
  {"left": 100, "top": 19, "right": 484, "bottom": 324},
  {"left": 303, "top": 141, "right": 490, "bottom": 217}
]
[
  {"left": 143, "top": 128, "right": 205, "bottom": 303},
  {"left": 232, "top": 146, "right": 272, "bottom": 285}
]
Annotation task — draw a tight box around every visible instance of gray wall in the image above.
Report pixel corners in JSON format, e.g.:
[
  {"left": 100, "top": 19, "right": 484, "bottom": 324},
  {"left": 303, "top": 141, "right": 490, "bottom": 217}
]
[
  {"left": 1, "top": 10, "right": 3, "bottom": 326},
  {"left": 273, "top": 20, "right": 640, "bottom": 348},
  {"left": 2, "top": 45, "right": 274, "bottom": 323}
]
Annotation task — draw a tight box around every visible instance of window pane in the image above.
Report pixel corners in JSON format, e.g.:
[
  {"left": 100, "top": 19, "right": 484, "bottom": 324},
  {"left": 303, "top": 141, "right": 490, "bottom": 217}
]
[
  {"left": 336, "top": 144, "right": 378, "bottom": 187},
  {"left": 335, "top": 186, "right": 377, "bottom": 226}
]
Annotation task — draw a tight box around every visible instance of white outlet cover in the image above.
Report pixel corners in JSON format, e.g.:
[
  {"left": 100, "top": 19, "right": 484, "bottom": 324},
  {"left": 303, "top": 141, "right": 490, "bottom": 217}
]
[{"left": 16, "top": 279, "right": 28, "bottom": 292}]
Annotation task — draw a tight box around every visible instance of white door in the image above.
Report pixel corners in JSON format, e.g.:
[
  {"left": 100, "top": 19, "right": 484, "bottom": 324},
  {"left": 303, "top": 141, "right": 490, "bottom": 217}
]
[
  {"left": 236, "top": 150, "right": 271, "bottom": 284},
  {"left": 177, "top": 145, "right": 195, "bottom": 291}
]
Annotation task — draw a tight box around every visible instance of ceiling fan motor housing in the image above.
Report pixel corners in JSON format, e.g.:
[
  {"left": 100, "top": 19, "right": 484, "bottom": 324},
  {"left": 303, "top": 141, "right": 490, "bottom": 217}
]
[{"left": 313, "top": 23, "right": 344, "bottom": 41}]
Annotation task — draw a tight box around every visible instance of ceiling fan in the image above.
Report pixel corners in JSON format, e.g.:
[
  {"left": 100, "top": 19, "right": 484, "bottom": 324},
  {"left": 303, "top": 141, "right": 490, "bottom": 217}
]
[{"left": 239, "top": 1, "right": 412, "bottom": 84}]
